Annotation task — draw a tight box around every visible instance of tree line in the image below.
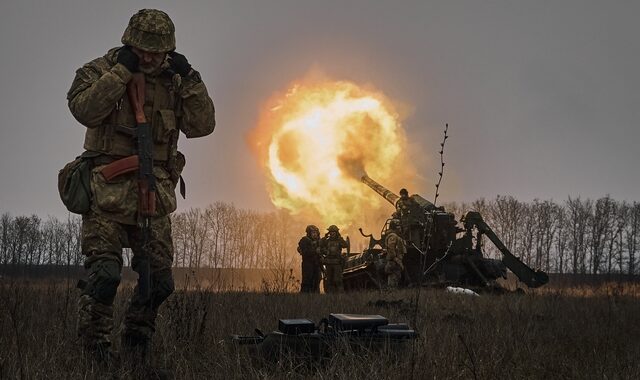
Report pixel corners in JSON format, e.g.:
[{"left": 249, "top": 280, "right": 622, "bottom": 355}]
[{"left": 1, "top": 196, "right": 638, "bottom": 275}]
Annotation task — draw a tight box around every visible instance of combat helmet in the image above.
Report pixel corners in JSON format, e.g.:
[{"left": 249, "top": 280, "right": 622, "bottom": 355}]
[
  {"left": 122, "top": 9, "right": 176, "bottom": 53},
  {"left": 305, "top": 225, "right": 319, "bottom": 234},
  {"left": 388, "top": 219, "right": 401, "bottom": 230},
  {"left": 327, "top": 225, "right": 340, "bottom": 233}
]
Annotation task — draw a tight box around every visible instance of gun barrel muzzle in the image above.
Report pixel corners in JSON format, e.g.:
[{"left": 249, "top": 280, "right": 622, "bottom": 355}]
[{"left": 361, "top": 175, "right": 400, "bottom": 207}]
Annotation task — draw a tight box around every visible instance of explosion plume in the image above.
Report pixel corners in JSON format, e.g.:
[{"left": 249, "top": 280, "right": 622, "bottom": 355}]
[{"left": 248, "top": 76, "right": 416, "bottom": 231}]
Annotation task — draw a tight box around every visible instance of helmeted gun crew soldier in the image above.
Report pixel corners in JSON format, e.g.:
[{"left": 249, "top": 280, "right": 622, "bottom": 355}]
[
  {"left": 396, "top": 188, "right": 420, "bottom": 220},
  {"left": 320, "top": 225, "right": 349, "bottom": 293},
  {"left": 297, "top": 225, "right": 322, "bottom": 293},
  {"left": 384, "top": 219, "right": 407, "bottom": 289},
  {"left": 66, "top": 9, "right": 215, "bottom": 362},
  {"left": 395, "top": 188, "right": 424, "bottom": 244}
]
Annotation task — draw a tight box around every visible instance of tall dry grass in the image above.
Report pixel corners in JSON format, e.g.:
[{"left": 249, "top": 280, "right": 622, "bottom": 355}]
[{"left": 0, "top": 276, "right": 639, "bottom": 379}]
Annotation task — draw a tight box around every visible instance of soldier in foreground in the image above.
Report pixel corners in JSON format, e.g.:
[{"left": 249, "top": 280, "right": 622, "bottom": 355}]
[
  {"left": 384, "top": 219, "right": 407, "bottom": 289},
  {"left": 320, "top": 225, "right": 349, "bottom": 293},
  {"left": 297, "top": 225, "right": 321, "bottom": 293},
  {"left": 66, "top": 9, "right": 215, "bottom": 363}
]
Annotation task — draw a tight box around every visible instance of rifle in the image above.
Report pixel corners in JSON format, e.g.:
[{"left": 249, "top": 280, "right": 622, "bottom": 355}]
[{"left": 127, "top": 73, "right": 155, "bottom": 304}]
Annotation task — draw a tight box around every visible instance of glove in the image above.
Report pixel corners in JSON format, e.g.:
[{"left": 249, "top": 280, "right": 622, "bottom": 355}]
[
  {"left": 117, "top": 46, "right": 139, "bottom": 73},
  {"left": 168, "top": 51, "right": 192, "bottom": 76}
]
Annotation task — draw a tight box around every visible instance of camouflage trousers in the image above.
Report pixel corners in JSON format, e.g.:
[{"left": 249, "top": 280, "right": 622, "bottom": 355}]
[
  {"left": 385, "top": 260, "right": 403, "bottom": 289},
  {"left": 300, "top": 258, "right": 321, "bottom": 293},
  {"left": 323, "top": 263, "right": 343, "bottom": 293},
  {"left": 77, "top": 211, "right": 175, "bottom": 350}
]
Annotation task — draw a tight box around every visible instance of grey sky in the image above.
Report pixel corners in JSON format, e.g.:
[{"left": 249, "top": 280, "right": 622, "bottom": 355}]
[{"left": 0, "top": 0, "right": 638, "bottom": 217}]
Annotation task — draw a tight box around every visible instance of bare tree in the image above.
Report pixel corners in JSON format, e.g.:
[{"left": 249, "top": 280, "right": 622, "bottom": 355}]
[
  {"left": 625, "top": 202, "right": 640, "bottom": 275},
  {"left": 566, "top": 197, "right": 593, "bottom": 274},
  {"left": 554, "top": 207, "right": 569, "bottom": 273}
]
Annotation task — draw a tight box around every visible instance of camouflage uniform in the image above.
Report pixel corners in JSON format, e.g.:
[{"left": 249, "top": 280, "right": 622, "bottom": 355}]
[
  {"left": 68, "top": 9, "right": 215, "bottom": 353},
  {"left": 395, "top": 190, "right": 417, "bottom": 227},
  {"left": 320, "top": 226, "right": 349, "bottom": 293},
  {"left": 384, "top": 225, "right": 407, "bottom": 288},
  {"left": 396, "top": 189, "right": 424, "bottom": 247},
  {"left": 297, "top": 225, "right": 321, "bottom": 293}
]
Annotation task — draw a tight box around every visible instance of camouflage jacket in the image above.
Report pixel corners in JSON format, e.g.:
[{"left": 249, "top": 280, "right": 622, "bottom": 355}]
[
  {"left": 320, "top": 235, "right": 348, "bottom": 265},
  {"left": 385, "top": 231, "right": 406, "bottom": 263},
  {"left": 396, "top": 197, "right": 420, "bottom": 217},
  {"left": 67, "top": 47, "right": 216, "bottom": 224},
  {"left": 297, "top": 236, "right": 320, "bottom": 263}
]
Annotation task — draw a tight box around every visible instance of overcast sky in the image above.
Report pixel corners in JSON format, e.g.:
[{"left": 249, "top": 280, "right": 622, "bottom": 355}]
[{"left": 0, "top": 0, "right": 638, "bottom": 217}]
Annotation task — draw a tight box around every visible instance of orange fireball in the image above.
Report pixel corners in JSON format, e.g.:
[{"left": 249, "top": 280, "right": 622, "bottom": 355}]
[{"left": 249, "top": 77, "right": 416, "bottom": 230}]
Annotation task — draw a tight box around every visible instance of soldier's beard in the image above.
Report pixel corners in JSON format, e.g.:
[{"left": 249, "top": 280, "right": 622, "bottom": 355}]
[{"left": 139, "top": 61, "right": 163, "bottom": 75}]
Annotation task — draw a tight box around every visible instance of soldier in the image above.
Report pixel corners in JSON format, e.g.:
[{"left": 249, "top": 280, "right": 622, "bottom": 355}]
[
  {"left": 396, "top": 188, "right": 420, "bottom": 218},
  {"left": 297, "top": 225, "right": 321, "bottom": 293},
  {"left": 66, "top": 9, "right": 215, "bottom": 362},
  {"left": 320, "top": 225, "right": 349, "bottom": 293},
  {"left": 384, "top": 219, "right": 407, "bottom": 289},
  {"left": 396, "top": 188, "right": 424, "bottom": 243}
]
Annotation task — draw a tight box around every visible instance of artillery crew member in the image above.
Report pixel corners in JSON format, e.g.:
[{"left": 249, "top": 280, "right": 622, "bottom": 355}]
[
  {"left": 320, "top": 225, "right": 349, "bottom": 293},
  {"left": 384, "top": 219, "right": 407, "bottom": 289},
  {"left": 66, "top": 9, "right": 215, "bottom": 362},
  {"left": 395, "top": 188, "right": 424, "bottom": 243},
  {"left": 297, "top": 225, "right": 322, "bottom": 293},
  {"left": 396, "top": 188, "right": 420, "bottom": 220}
]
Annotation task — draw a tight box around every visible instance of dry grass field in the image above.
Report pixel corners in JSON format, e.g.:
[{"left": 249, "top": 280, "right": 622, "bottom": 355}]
[{"left": 0, "top": 277, "right": 639, "bottom": 379}]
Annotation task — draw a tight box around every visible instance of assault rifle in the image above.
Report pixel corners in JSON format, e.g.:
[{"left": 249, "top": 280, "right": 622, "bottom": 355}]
[
  {"left": 127, "top": 73, "right": 154, "bottom": 304},
  {"left": 99, "top": 73, "right": 154, "bottom": 303}
]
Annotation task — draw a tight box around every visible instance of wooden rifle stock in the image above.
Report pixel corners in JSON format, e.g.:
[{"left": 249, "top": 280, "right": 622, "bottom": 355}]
[
  {"left": 127, "top": 73, "right": 156, "bottom": 217},
  {"left": 100, "top": 155, "right": 139, "bottom": 182}
]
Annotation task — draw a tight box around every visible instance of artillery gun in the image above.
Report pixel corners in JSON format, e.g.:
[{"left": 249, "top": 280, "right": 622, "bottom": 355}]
[{"left": 342, "top": 175, "right": 549, "bottom": 291}]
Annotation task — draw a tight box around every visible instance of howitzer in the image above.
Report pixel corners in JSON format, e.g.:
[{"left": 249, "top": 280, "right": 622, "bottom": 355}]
[{"left": 342, "top": 175, "right": 549, "bottom": 290}]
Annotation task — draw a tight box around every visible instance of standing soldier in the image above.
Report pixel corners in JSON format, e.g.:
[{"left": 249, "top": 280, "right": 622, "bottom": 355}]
[
  {"left": 395, "top": 188, "right": 425, "bottom": 249},
  {"left": 396, "top": 189, "right": 420, "bottom": 222},
  {"left": 385, "top": 219, "right": 407, "bottom": 289},
  {"left": 66, "top": 9, "right": 215, "bottom": 362},
  {"left": 320, "top": 225, "right": 349, "bottom": 293},
  {"left": 297, "top": 225, "right": 321, "bottom": 293}
]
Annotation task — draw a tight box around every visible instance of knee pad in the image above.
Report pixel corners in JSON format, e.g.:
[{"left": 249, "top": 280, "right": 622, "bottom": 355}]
[
  {"left": 152, "top": 270, "right": 175, "bottom": 308},
  {"left": 84, "top": 259, "right": 121, "bottom": 305}
]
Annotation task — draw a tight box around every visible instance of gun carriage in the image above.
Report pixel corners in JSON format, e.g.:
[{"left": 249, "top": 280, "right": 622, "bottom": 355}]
[{"left": 342, "top": 175, "right": 549, "bottom": 291}]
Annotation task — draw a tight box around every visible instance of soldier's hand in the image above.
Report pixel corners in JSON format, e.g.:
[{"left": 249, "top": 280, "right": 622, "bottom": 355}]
[
  {"left": 168, "top": 51, "right": 192, "bottom": 76},
  {"left": 117, "top": 46, "right": 139, "bottom": 73}
]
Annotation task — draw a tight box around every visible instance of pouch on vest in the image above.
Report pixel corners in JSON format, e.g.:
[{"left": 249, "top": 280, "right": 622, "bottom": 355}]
[
  {"left": 58, "top": 154, "right": 93, "bottom": 214},
  {"left": 153, "top": 109, "right": 177, "bottom": 143},
  {"left": 154, "top": 166, "right": 178, "bottom": 216}
]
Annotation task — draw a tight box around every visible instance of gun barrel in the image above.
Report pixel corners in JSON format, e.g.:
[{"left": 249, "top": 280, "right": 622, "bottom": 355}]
[{"left": 361, "top": 175, "right": 399, "bottom": 207}]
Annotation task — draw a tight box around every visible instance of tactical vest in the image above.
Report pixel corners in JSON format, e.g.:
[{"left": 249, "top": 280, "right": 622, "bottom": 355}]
[
  {"left": 83, "top": 65, "right": 181, "bottom": 164},
  {"left": 324, "top": 238, "right": 344, "bottom": 257},
  {"left": 385, "top": 232, "right": 406, "bottom": 261},
  {"left": 298, "top": 236, "right": 318, "bottom": 257}
]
